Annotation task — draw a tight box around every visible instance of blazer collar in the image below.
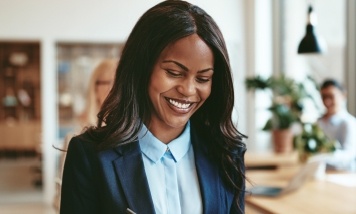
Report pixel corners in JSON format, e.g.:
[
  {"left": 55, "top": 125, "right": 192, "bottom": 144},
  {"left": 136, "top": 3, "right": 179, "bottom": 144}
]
[
  {"left": 191, "top": 129, "right": 223, "bottom": 214},
  {"left": 112, "top": 142, "right": 155, "bottom": 214}
]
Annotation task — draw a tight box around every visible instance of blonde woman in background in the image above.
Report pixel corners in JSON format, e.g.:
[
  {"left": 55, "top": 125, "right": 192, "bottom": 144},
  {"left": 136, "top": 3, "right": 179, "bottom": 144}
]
[
  {"left": 78, "top": 59, "right": 118, "bottom": 127},
  {"left": 63, "top": 59, "right": 118, "bottom": 147},
  {"left": 53, "top": 58, "right": 118, "bottom": 212}
]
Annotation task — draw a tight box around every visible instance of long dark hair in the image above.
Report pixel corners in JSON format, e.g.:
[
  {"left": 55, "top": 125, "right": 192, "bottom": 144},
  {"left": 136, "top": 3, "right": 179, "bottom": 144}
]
[{"left": 87, "top": 0, "right": 246, "bottom": 209}]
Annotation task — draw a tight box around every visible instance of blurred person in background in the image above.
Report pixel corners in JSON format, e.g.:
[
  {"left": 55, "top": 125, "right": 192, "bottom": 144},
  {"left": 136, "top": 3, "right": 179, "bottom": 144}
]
[
  {"left": 53, "top": 58, "right": 118, "bottom": 212},
  {"left": 317, "top": 78, "right": 356, "bottom": 170},
  {"left": 77, "top": 59, "right": 118, "bottom": 127}
]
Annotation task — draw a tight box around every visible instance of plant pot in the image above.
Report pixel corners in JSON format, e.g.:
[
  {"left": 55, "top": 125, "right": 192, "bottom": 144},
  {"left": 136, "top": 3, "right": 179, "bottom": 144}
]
[{"left": 272, "top": 129, "right": 294, "bottom": 153}]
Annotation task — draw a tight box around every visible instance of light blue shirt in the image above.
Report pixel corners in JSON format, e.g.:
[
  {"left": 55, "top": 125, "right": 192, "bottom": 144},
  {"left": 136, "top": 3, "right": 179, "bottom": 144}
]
[{"left": 138, "top": 122, "right": 202, "bottom": 214}]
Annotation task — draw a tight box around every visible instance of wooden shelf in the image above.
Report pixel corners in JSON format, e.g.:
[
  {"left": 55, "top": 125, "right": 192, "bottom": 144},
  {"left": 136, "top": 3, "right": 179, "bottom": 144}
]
[
  {"left": 0, "top": 41, "right": 41, "bottom": 121},
  {"left": 0, "top": 41, "right": 42, "bottom": 153}
]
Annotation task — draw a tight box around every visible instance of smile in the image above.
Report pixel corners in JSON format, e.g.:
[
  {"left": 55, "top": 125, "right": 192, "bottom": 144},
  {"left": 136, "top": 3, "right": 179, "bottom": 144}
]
[{"left": 167, "top": 98, "right": 193, "bottom": 109}]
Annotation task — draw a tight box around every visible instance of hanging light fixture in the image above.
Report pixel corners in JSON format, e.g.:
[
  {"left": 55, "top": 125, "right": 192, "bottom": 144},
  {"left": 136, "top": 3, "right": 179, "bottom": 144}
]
[{"left": 297, "top": 5, "right": 326, "bottom": 54}]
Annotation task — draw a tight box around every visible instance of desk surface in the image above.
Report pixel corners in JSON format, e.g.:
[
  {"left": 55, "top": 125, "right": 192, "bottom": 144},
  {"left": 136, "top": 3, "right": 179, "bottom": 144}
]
[
  {"left": 245, "top": 167, "right": 356, "bottom": 214},
  {"left": 245, "top": 151, "right": 299, "bottom": 168}
]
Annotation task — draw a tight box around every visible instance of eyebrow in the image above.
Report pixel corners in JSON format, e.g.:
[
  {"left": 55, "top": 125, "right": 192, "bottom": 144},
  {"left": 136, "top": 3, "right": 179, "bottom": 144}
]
[{"left": 162, "top": 60, "right": 214, "bottom": 73}]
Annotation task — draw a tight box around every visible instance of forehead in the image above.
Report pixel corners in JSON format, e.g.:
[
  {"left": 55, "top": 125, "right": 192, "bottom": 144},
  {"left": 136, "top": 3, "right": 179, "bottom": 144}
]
[
  {"left": 97, "top": 69, "right": 115, "bottom": 80},
  {"left": 158, "top": 34, "right": 214, "bottom": 65},
  {"left": 321, "top": 86, "right": 342, "bottom": 96}
]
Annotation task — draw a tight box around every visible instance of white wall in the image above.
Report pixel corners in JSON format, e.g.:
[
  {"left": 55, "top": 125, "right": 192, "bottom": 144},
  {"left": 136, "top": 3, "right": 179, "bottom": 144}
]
[
  {"left": 283, "top": 0, "right": 346, "bottom": 82},
  {"left": 0, "top": 0, "right": 246, "bottom": 204},
  {"left": 283, "top": 0, "right": 347, "bottom": 122},
  {"left": 243, "top": 0, "right": 274, "bottom": 152}
]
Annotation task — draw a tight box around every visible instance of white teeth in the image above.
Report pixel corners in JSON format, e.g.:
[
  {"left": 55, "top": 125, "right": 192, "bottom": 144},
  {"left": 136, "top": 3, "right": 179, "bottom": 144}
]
[{"left": 169, "top": 99, "right": 191, "bottom": 109}]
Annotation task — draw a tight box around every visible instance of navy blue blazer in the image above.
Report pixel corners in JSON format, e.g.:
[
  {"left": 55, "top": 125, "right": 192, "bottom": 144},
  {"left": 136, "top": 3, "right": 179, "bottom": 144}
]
[{"left": 60, "top": 129, "right": 246, "bottom": 214}]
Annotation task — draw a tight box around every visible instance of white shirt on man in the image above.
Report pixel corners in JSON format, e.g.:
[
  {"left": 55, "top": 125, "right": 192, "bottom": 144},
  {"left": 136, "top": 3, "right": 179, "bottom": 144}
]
[{"left": 317, "top": 110, "right": 356, "bottom": 170}]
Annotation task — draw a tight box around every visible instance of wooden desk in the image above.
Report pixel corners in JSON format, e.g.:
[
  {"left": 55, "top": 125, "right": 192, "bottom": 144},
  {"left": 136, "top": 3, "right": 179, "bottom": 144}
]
[
  {"left": 245, "top": 167, "right": 356, "bottom": 214},
  {"left": 245, "top": 151, "right": 299, "bottom": 169}
]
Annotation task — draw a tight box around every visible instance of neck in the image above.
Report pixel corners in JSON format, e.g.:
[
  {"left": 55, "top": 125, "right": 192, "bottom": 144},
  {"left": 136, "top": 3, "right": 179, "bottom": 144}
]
[
  {"left": 323, "top": 109, "right": 341, "bottom": 119},
  {"left": 145, "top": 123, "right": 185, "bottom": 144}
]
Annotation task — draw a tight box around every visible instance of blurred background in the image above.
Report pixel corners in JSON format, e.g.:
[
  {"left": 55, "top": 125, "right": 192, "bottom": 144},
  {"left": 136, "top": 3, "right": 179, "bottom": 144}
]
[{"left": 0, "top": 0, "right": 355, "bottom": 213}]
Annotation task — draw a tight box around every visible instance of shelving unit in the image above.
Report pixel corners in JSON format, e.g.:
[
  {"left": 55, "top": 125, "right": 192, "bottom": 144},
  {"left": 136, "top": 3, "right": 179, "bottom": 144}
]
[
  {"left": 0, "top": 42, "right": 41, "bottom": 121},
  {"left": 0, "top": 41, "right": 41, "bottom": 155}
]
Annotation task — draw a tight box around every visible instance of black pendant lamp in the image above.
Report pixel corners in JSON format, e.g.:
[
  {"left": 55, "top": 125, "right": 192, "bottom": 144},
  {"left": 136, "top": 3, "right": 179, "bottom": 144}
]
[{"left": 298, "top": 5, "right": 326, "bottom": 54}]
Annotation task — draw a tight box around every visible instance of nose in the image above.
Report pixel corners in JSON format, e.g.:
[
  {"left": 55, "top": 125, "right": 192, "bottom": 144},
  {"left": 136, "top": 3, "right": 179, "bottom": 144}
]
[{"left": 176, "top": 78, "right": 196, "bottom": 96}]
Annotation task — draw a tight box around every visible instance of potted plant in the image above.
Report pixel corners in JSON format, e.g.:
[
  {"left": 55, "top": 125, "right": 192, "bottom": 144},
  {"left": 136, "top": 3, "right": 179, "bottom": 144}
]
[
  {"left": 295, "top": 123, "right": 339, "bottom": 162},
  {"left": 245, "top": 75, "right": 315, "bottom": 153}
]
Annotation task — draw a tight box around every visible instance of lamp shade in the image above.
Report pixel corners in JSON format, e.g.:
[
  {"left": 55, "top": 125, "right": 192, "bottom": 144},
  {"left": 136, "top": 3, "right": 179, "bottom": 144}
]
[{"left": 297, "top": 5, "right": 326, "bottom": 54}]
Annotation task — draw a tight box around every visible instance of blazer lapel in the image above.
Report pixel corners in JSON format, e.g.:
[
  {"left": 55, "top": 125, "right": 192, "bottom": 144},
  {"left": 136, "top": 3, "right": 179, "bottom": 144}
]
[
  {"left": 191, "top": 132, "right": 221, "bottom": 214},
  {"left": 113, "top": 141, "right": 155, "bottom": 214}
]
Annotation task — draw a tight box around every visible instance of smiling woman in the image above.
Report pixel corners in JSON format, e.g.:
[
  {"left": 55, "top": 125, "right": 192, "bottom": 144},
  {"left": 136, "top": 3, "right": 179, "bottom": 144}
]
[
  {"left": 148, "top": 34, "right": 214, "bottom": 143},
  {"left": 60, "top": 1, "right": 247, "bottom": 214}
]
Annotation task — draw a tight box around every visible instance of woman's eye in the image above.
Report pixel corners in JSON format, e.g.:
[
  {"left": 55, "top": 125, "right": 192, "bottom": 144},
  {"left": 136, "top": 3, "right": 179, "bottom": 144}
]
[
  {"left": 196, "top": 77, "right": 211, "bottom": 83},
  {"left": 166, "top": 70, "right": 182, "bottom": 77}
]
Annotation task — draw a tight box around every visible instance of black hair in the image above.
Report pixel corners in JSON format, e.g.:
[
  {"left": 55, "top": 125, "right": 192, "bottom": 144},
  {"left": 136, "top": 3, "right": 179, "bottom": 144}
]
[{"left": 320, "top": 78, "right": 345, "bottom": 92}]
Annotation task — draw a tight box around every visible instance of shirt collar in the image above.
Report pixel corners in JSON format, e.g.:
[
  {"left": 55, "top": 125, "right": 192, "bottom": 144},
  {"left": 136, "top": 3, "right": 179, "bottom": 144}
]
[{"left": 138, "top": 121, "right": 191, "bottom": 163}]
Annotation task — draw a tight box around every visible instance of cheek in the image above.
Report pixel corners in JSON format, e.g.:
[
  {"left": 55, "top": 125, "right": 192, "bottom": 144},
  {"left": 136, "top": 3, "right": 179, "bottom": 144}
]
[
  {"left": 329, "top": 98, "right": 336, "bottom": 105},
  {"left": 149, "top": 71, "right": 173, "bottom": 97},
  {"left": 336, "top": 97, "right": 344, "bottom": 105},
  {"left": 200, "top": 83, "right": 212, "bottom": 101},
  {"left": 148, "top": 75, "right": 165, "bottom": 104},
  {"left": 96, "top": 86, "right": 111, "bottom": 100},
  {"left": 99, "top": 87, "right": 109, "bottom": 95}
]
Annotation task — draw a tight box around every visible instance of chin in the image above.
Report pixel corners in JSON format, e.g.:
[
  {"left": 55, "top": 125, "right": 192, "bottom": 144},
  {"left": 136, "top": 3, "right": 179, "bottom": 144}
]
[{"left": 164, "top": 118, "right": 190, "bottom": 129}]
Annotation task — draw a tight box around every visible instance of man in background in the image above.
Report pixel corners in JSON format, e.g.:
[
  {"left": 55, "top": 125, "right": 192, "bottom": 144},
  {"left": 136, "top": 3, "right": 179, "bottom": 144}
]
[{"left": 317, "top": 79, "right": 356, "bottom": 171}]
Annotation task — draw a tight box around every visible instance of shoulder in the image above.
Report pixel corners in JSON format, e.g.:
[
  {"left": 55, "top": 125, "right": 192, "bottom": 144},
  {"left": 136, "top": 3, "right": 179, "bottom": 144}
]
[
  {"left": 317, "top": 116, "right": 323, "bottom": 123},
  {"left": 61, "top": 133, "right": 101, "bottom": 213},
  {"left": 317, "top": 115, "right": 329, "bottom": 125},
  {"left": 338, "top": 112, "right": 356, "bottom": 126},
  {"left": 190, "top": 124, "right": 246, "bottom": 158},
  {"left": 345, "top": 112, "right": 356, "bottom": 123},
  {"left": 66, "top": 132, "right": 99, "bottom": 161},
  {"left": 69, "top": 131, "right": 95, "bottom": 146}
]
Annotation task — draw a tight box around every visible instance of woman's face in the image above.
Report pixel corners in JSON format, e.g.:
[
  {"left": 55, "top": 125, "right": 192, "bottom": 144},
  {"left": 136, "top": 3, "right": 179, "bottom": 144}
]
[
  {"left": 148, "top": 34, "right": 214, "bottom": 133},
  {"left": 96, "top": 70, "right": 115, "bottom": 107}
]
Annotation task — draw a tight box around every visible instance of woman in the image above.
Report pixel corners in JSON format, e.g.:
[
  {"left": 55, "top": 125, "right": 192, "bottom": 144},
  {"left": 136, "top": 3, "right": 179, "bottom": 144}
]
[
  {"left": 53, "top": 59, "right": 117, "bottom": 212},
  {"left": 78, "top": 59, "right": 118, "bottom": 127},
  {"left": 60, "top": 1, "right": 247, "bottom": 213}
]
